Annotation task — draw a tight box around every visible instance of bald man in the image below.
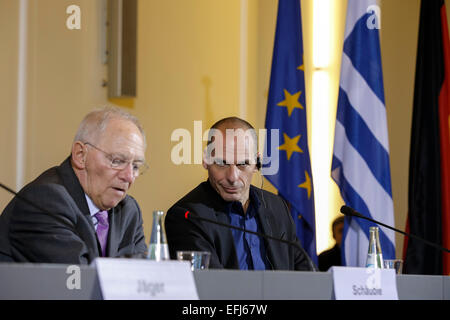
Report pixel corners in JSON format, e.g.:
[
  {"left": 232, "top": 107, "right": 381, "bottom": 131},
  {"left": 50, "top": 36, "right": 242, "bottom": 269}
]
[
  {"left": 165, "top": 117, "right": 315, "bottom": 271},
  {"left": 0, "top": 107, "right": 148, "bottom": 263}
]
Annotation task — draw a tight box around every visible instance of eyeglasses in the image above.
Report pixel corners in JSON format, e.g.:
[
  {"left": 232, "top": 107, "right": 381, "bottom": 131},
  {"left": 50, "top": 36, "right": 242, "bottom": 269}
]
[
  {"left": 84, "top": 142, "right": 149, "bottom": 177},
  {"left": 211, "top": 158, "right": 253, "bottom": 170}
]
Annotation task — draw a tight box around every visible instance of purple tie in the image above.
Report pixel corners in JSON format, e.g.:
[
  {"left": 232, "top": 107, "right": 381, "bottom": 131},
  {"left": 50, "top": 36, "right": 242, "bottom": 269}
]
[{"left": 95, "top": 210, "right": 109, "bottom": 257}]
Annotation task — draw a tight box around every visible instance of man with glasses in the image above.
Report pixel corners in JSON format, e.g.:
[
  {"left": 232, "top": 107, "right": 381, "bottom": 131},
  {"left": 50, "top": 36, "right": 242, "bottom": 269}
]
[{"left": 0, "top": 107, "right": 148, "bottom": 263}]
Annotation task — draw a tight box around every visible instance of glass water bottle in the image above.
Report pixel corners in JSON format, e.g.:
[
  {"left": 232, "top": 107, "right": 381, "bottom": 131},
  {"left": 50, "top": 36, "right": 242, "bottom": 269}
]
[
  {"left": 365, "top": 226, "right": 384, "bottom": 268},
  {"left": 147, "top": 210, "right": 170, "bottom": 261}
]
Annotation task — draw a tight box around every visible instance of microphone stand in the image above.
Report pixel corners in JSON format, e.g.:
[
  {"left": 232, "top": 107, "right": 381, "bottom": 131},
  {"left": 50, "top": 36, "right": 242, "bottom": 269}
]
[
  {"left": 185, "top": 210, "right": 318, "bottom": 271},
  {"left": 1, "top": 182, "right": 52, "bottom": 214},
  {"left": 340, "top": 205, "right": 450, "bottom": 253},
  {"left": 0, "top": 182, "right": 72, "bottom": 227}
]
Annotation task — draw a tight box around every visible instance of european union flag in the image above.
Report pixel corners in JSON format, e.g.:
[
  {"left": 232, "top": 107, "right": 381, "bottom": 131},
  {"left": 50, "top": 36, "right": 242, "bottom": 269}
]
[{"left": 264, "top": 0, "right": 317, "bottom": 265}]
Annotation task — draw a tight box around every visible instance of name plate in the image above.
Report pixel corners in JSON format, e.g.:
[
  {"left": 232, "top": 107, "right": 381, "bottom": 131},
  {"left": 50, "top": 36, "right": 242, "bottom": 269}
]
[
  {"left": 94, "top": 258, "right": 199, "bottom": 300},
  {"left": 330, "top": 266, "right": 398, "bottom": 300}
]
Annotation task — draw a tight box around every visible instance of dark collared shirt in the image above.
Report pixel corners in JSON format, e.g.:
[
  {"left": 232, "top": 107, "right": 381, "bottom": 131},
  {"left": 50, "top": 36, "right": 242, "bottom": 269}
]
[{"left": 226, "top": 189, "right": 271, "bottom": 270}]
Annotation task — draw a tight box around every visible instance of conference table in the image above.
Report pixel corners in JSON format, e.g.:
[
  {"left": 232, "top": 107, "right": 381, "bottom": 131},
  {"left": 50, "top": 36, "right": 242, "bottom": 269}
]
[{"left": 1, "top": 262, "right": 449, "bottom": 300}]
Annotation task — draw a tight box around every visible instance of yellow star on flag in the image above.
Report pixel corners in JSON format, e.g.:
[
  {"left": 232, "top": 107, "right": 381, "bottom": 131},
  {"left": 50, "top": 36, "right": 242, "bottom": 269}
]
[
  {"left": 298, "top": 171, "right": 312, "bottom": 199},
  {"left": 277, "top": 89, "right": 304, "bottom": 117},
  {"left": 278, "top": 133, "right": 303, "bottom": 160},
  {"left": 297, "top": 54, "right": 304, "bottom": 71}
]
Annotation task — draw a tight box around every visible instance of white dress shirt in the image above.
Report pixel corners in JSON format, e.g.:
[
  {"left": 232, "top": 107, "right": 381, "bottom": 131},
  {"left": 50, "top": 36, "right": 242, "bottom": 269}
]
[{"left": 85, "top": 194, "right": 101, "bottom": 231}]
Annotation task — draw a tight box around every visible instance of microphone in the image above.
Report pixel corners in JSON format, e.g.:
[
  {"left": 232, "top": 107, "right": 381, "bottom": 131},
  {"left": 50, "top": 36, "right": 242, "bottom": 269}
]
[
  {"left": 340, "top": 205, "right": 450, "bottom": 253},
  {"left": 1, "top": 182, "right": 45, "bottom": 212},
  {"left": 184, "top": 210, "right": 318, "bottom": 271},
  {"left": 0, "top": 182, "right": 70, "bottom": 227}
]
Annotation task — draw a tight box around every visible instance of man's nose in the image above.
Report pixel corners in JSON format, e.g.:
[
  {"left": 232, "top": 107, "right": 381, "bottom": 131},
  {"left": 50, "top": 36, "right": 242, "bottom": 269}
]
[
  {"left": 225, "top": 165, "right": 239, "bottom": 183},
  {"left": 119, "top": 162, "right": 135, "bottom": 183}
]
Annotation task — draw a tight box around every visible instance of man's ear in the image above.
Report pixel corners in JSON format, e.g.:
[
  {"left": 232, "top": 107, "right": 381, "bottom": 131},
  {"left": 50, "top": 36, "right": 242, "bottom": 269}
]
[
  {"left": 202, "top": 147, "right": 209, "bottom": 169},
  {"left": 71, "top": 141, "right": 87, "bottom": 169}
]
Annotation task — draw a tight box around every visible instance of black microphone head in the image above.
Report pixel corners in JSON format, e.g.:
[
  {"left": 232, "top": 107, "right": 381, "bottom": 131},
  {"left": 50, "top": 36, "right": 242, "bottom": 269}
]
[
  {"left": 184, "top": 209, "right": 200, "bottom": 220},
  {"left": 340, "top": 205, "right": 357, "bottom": 217}
]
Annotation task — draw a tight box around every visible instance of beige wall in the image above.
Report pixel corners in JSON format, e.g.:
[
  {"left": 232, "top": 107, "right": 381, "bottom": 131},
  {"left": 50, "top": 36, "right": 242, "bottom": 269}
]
[
  {"left": 0, "top": 0, "right": 443, "bottom": 257},
  {"left": 0, "top": 0, "right": 19, "bottom": 207},
  {"left": 133, "top": 0, "right": 243, "bottom": 234},
  {"left": 381, "top": 0, "right": 420, "bottom": 258},
  {"left": 25, "top": 0, "right": 109, "bottom": 178}
]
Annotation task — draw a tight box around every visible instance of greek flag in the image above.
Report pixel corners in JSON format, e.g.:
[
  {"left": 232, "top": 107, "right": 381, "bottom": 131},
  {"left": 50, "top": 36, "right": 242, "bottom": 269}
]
[{"left": 331, "top": 0, "right": 396, "bottom": 267}]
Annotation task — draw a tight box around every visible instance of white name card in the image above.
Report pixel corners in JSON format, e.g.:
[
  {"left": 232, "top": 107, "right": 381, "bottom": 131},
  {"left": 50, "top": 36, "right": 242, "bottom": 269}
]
[
  {"left": 330, "top": 266, "right": 398, "bottom": 300},
  {"left": 94, "top": 258, "right": 199, "bottom": 300}
]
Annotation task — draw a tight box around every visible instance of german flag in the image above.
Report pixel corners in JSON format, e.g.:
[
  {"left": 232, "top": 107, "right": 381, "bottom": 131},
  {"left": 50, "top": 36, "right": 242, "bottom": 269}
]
[{"left": 404, "top": 0, "right": 450, "bottom": 275}]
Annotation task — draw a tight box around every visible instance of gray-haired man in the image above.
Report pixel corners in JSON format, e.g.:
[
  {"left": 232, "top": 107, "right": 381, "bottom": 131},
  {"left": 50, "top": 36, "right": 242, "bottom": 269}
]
[{"left": 0, "top": 107, "right": 148, "bottom": 263}]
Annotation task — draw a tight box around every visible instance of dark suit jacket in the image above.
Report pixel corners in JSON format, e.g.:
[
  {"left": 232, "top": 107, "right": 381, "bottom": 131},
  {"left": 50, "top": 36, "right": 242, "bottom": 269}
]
[
  {"left": 318, "top": 244, "right": 341, "bottom": 272},
  {"left": 0, "top": 157, "right": 147, "bottom": 264},
  {"left": 165, "top": 181, "right": 315, "bottom": 271}
]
